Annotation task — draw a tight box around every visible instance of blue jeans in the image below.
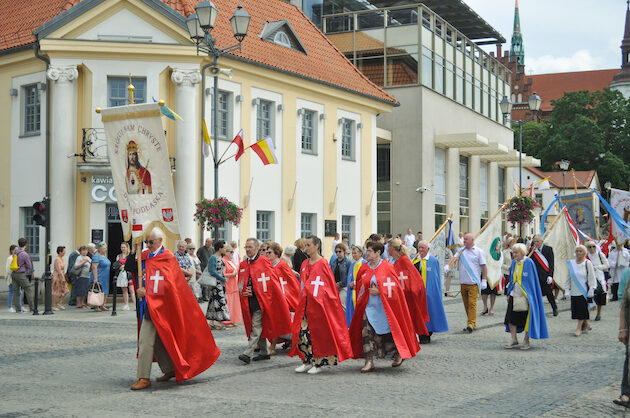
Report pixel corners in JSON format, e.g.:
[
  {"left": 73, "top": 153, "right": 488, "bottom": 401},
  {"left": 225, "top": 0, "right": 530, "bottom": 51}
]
[{"left": 7, "top": 284, "right": 23, "bottom": 309}]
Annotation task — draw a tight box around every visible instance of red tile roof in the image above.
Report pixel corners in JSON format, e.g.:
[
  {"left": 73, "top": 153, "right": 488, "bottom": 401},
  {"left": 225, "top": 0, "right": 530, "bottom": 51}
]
[
  {"left": 0, "top": 0, "right": 396, "bottom": 105},
  {"left": 526, "top": 167, "right": 597, "bottom": 189}
]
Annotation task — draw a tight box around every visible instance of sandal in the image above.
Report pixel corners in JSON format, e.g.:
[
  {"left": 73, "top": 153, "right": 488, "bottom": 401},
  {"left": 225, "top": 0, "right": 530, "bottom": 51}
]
[
  {"left": 481, "top": 309, "right": 488, "bottom": 316},
  {"left": 504, "top": 341, "right": 519, "bottom": 349},
  {"left": 391, "top": 355, "right": 404, "bottom": 368},
  {"left": 613, "top": 395, "right": 630, "bottom": 408},
  {"left": 360, "top": 360, "right": 375, "bottom": 373}
]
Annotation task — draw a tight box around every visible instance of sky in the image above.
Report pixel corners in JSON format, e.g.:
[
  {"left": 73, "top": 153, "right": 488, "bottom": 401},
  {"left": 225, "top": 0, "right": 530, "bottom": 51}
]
[{"left": 464, "top": 0, "right": 626, "bottom": 74}]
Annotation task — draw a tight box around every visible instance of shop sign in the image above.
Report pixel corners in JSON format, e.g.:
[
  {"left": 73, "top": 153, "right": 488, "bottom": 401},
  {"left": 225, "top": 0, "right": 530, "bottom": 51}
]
[{"left": 91, "top": 176, "right": 117, "bottom": 203}]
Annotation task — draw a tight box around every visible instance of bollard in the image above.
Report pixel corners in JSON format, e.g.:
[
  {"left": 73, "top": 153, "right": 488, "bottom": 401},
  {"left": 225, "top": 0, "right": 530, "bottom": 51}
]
[
  {"left": 32, "top": 275, "right": 39, "bottom": 315},
  {"left": 111, "top": 280, "right": 117, "bottom": 317},
  {"left": 43, "top": 272, "right": 53, "bottom": 315}
]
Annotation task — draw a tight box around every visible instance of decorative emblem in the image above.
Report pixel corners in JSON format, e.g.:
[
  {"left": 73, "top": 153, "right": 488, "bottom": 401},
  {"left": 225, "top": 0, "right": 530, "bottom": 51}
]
[
  {"left": 162, "top": 208, "right": 174, "bottom": 222},
  {"left": 490, "top": 237, "right": 502, "bottom": 261},
  {"left": 120, "top": 209, "right": 128, "bottom": 223}
]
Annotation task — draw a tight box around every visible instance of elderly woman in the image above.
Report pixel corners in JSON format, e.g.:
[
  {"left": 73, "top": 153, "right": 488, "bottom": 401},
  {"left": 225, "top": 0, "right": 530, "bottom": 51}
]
[
  {"left": 501, "top": 238, "right": 514, "bottom": 294},
  {"left": 282, "top": 245, "right": 296, "bottom": 272},
  {"left": 346, "top": 245, "right": 366, "bottom": 327},
  {"left": 221, "top": 246, "right": 242, "bottom": 327},
  {"left": 566, "top": 245, "right": 596, "bottom": 337},
  {"left": 503, "top": 243, "right": 548, "bottom": 349},
  {"left": 51, "top": 246, "right": 68, "bottom": 310},
  {"left": 90, "top": 242, "right": 111, "bottom": 311},
  {"left": 614, "top": 276, "right": 630, "bottom": 407},
  {"left": 586, "top": 240, "right": 610, "bottom": 321},
  {"left": 72, "top": 246, "right": 91, "bottom": 309},
  {"left": 206, "top": 240, "right": 230, "bottom": 330}
]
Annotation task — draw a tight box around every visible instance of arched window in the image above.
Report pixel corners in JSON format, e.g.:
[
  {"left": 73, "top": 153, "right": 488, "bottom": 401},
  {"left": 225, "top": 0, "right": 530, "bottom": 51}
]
[{"left": 274, "top": 31, "right": 291, "bottom": 48}]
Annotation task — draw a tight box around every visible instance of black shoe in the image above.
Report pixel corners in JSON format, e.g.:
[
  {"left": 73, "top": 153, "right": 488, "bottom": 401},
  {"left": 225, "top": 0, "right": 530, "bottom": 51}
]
[
  {"left": 553, "top": 308, "right": 558, "bottom": 317},
  {"left": 254, "top": 347, "right": 260, "bottom": 353},
  {"left": 595, "top": 316, "right": 601, "bottom": 321},
  {"left": 238, "top": 354, "right": 251, "bottom": 364},
  {"left": 463, "top": 326, "right": 473, "bottom": 333},
  {"left": 419, "top": 335, "right": 431, "bottom": 344},
  {"left": 252, "top": 354, "right": 271, "bottom": 361}
]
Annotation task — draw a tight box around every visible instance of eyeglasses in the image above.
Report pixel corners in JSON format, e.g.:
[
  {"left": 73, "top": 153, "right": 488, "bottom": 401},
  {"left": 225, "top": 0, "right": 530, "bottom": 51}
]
[
  {"left": 266, "top": 250, "right": 273, "bottom": 254},
  {"left": 335, "top": 250, "right": 343, "bottom": 253},
  {"left": 147, "top": 240, "right": 154, "bottom": 245},
  {"left": 188, "top": 248, "right": 195, "bottom": 250}
]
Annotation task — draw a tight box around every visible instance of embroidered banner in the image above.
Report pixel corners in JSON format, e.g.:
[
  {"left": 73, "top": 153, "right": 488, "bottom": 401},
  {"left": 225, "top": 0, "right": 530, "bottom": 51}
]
[
  {"left": 611, "top": 188, "right": 630, "bottom": 243},
  {"left": 559, "top": 192, "right": 597, "bottom": 239},
  {"left": 474, "top": 213, "right": 503, "bottom": 289}
]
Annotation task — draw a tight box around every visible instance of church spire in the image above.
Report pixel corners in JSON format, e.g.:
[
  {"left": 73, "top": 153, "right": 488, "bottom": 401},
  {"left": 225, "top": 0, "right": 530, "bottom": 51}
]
[
  {"left": 611, "top": 0, "right": 630, "bottom": 96},
  {"left": 510, "top": 0, "right": 525, "bottom": 66}
]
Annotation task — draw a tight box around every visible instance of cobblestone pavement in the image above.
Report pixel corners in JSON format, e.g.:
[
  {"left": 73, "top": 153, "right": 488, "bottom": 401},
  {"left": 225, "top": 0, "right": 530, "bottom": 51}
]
[{"left": 0, "top": 292, "right": 628, "bottom": 417}]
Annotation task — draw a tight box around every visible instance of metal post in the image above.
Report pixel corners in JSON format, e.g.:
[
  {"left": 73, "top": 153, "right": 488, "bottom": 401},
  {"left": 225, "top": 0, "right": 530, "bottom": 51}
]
[
  {"left": 518, "top": 120, "right": 523, "bottom": 239},
  {"left": 43, "top": 196, "right": 53, "bottom": 315},
  {"left": 212, "top": 53, "right": 220, "bottom": 242},
  {"left": 111, "top": 276, "right": 117, "bottom": 316},
  {"left": 32, "top": 275, "right": 39, "bottom": 315}
]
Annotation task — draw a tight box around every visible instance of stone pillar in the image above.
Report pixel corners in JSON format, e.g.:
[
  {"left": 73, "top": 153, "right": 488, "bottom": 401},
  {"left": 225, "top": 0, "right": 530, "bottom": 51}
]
[
  {"left": 47, "top": 64, "right": 78, "bottom": 253},
  {"left": 469, "top": 155, "right": 481, "bottom": 234},
  {"left": 446, "top": 147, "right": 460, "bottom": 236},
  {"left": 171, "top": 68, "right": 201, "bottom": 244},
  {"left": 488, "top": 161, "right": 499, "bottom": 214}
]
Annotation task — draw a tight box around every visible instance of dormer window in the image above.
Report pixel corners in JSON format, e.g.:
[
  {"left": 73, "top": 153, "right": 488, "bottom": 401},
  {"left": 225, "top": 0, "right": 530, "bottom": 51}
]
[
  {"left": 259, "top": 20, "right": 307, "bottom": 54},
  {"left": 274, "top": 31, "right": 291, "bottom": 48}
]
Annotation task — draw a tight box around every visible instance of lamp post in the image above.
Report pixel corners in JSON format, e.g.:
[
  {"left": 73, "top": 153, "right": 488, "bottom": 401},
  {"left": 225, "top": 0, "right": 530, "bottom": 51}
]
[
  {"left": 559, "top": 159, "right": 570, "bottom": 196},
  {"left": 500, "top": 92, "right": 543, "bottom": 238},
  {"left": 186, "top": 1, "right": 251, "bottom": 241}
]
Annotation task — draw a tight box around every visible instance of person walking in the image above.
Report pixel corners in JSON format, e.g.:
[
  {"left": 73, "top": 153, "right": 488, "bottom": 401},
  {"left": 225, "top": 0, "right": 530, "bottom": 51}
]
[
  {"left": 331, "top": 243, "right": 351, "bottom": 311},
  {"left": 566, "top": 245, "right": 596, "bottom": 337},
  {"left": 346, "top": 245, "right": 366, "bottom": 327},
  {"left": 586, "top": 240, "right": 609, "bottom": 321},
  {"left": 614, "top": 275, "right": 630, "bottom": 408},
  {"left": 72, "top": 246, "right": 92, "bottom": 308},
  {"left": 609, "top": 242, "right": 630, "bottom": 301},
  {"left": 292, "top": 238, "right": 308, "bottom": 276},
  {"left": 415, "top": 240, "right": 449, "bottom": 342},
  {"left": 66, "top": 247, "right": 80, "bottom": 306},
  {"left": 404, "top": 228, "right": 415, "bottom": 249},
  {"left": 531, "top": 235, "right": 558, "bottom": 317},
  {"left": 205, "top": 240, "right": 230, "bottom": 330},
  {"left": 197, "top": 238, "right": 213, "bottom": 301},
  {"left": 221, "top": 247, "right": 242, "bottom": 327},
  {"left": 503, "top": 243, "right": 549, "bottom": 350},
  {"left": 51, "top": 246, "right": 68, "bottom": 310},
  {"left": 90, "top": 242, "right": 111, "bottom": 311},
  {"left": 501, "top": 238, "right": 514, "bottom": 294},
  {"left": 457, "top": 233, "right": 487, "bottom": 333},
  {"left": 11, "top": 238, "right": 34, "bottom": 313},
  {"left": 5, "top": 244, "right": 24, "bottom": 313}
]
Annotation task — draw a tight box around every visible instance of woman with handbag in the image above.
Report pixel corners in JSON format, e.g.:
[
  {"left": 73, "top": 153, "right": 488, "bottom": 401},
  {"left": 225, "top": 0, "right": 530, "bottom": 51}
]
[
  {"left": 504, "top": 243, "right": 549, "bottom": 350},
  {"left": 566, "top": 245, "right": 597, "bottom": 337},
  {"left": 205, "top": 240, "right": 230, "bottom": 330},
  {"left": 586, "top": 241, "right": 610, "bottom": 321},
  {"left": 90, "top": 242, "right": 111, "bottom": 312},
  {"left": 72, "top": 246, "right": 92, "bottom": 309},
  {"left": 51, "top": 246, "right": 68, "bottom": 310}
]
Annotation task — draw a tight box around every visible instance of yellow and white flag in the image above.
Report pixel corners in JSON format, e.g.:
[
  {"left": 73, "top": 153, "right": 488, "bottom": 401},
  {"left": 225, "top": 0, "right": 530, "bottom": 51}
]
[
  {"left": 475, "top": 214, "right": 504, "bottom": 289},
  {"left": 101, "top": 103, "right": 181, "bottom": 244}
]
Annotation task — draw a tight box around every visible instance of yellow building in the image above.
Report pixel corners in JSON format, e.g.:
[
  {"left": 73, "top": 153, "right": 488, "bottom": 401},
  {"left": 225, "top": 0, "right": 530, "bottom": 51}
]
[{"left": 0, "top": 0, "right": 395, "bottom": 276}]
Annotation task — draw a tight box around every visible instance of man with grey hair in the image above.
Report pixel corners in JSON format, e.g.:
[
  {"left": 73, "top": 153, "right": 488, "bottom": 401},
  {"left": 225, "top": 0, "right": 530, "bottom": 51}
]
[
  {"left": 531, "top": 234, "right": 557, "bottom": 316},
  {"left": 458, "top": 233, "right": 487, "bottom": 333},
  {"left": 416, "top": 240, "right": 449, "bottom": 342}
]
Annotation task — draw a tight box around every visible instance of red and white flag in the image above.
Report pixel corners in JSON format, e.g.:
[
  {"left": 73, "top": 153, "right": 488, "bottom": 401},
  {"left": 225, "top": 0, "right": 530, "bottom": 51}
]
[
  {"left": 132, "top": 218, "right": 143, "bottom": 232},
  {"left": 233, "top": 129, "right": 244, "bottom": 162}
]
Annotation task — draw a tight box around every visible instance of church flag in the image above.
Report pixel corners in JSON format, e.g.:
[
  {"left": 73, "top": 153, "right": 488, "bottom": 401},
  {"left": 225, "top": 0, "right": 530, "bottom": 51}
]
[
  {"left": 559, "top": 192, "right": 597, "bottom": 239},
  {"left": 543, "top": 208, "right": 578, "bottom": 290},
  {"left": 610, "top": 188, "right": 630, "bottom": 243},
  {"left": 232, "top": 129, "right": 245, "bottom": 162},
  {"left": 101, "top": 102, "right": 181, "bottom": 244},
  {"left": 251, "top": 137, "right": 278, "bottom": 165},
  {"left": 202, "top": 118, "right": 211, "bottom": 158},
  {"left": 429, "top": 218, "right": 450, "bottom": 285},
  {"left": 474, "top": 210, "right": 504, "bottom": 289}
]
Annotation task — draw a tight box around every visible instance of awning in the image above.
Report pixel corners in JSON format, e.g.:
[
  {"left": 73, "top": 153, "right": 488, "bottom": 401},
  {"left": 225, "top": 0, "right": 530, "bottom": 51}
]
[
  {"left": 434, "top": 133, "right": 488, "bottom": 148},
  {"left": 460, "top": 142, "right": 509, "bottom": 156}
]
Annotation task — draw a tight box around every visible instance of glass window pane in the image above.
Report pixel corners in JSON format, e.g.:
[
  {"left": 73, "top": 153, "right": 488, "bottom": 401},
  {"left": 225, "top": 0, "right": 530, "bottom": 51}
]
[
  {"left": 341, "top": 118, "right": 354, "bottom": 159},
  {"left": 421, "top": 47, "right": 432, "bottom": 88},
  {"left": 386, "top": 54, "right": 418, "bottom": 86}
]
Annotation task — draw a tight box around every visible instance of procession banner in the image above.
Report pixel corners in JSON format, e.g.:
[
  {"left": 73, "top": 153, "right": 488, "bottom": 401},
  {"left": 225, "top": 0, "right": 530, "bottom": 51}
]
[
  {"left": 543, "top": 209, "right": 577, "bottom": 290},
  {"left": 475, "top": 213, "right": 504, "bottom": 289},
  {"left": 559, "top": 192, "right": 597, "bottom": 239},
  {"left": 611, "top": 188, "right": 630, "bottom": 243},
  {"left": 429, "top": 219, "right": 449, "bottom": 284},
  {"left": 101, "top": 103, "right": 180, "bottom": 244}
]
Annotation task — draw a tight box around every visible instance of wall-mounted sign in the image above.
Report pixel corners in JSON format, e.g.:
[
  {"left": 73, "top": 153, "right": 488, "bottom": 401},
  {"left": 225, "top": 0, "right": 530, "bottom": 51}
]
[
  {"left": 91, "top": 229, "right": 104, "bottom": 244},
  {"left": 91, "top": 175, "right": 117, "bottom": 203},
  {"left": 324, "top": 220, "right": 337, "bottom": 237}
]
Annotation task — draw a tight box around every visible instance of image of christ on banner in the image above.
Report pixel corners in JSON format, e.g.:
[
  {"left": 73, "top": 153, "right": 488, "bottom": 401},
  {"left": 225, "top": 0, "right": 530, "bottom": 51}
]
[
  {"left": 126, "top": 140, "right": 152, "bottom": 195},
  {"left": 559, "top": 192, "right": 597, "bottom": 238}
]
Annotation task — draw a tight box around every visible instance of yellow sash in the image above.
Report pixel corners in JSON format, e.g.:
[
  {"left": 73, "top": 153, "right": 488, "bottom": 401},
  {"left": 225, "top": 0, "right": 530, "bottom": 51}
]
[
  {"left": 421, "top": 259, "right": 427, "bottom": 286},
  {"left": 513, "top": 261, "right": 530, "bottom": 331}
]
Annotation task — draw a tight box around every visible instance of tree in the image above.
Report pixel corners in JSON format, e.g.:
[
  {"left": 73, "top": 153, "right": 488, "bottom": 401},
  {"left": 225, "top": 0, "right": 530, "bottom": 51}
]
[{"left": 518, "top": 89, "right": 630, "bottom": 190}]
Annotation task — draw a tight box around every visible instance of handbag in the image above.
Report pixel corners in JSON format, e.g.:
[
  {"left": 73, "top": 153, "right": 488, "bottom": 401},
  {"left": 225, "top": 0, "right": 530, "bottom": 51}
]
[
  {"left": 116, "top": 269, "right": 129, "bottom": 287},
  {"left": 512, "top": 295, "right": 529, "bottom": 312},
  {"left": 87, "top": 282, "right": 105, "bottom": 307},
  {"left": 198, "top": 266, "right": 217, "bottom": 288}
]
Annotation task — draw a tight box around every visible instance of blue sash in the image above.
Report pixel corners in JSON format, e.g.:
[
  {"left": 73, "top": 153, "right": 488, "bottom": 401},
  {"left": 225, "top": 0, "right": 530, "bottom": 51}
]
[
  {"left": 459, "top": 249, "right": 481, "bottom": 291},
  {"left": 566, "top": 260, "right": 588, "bottom": 300}
]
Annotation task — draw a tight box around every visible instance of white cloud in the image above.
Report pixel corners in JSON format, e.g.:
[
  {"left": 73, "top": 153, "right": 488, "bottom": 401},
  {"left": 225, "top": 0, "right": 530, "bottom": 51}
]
[{"left": 526, "top": 49, "right": 603, "bottom": 75}]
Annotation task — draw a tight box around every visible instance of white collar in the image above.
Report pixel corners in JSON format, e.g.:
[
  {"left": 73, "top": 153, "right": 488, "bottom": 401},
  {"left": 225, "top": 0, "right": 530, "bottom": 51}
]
[{"left": 153, "top": 246, "right": 164, "bottom": 256}]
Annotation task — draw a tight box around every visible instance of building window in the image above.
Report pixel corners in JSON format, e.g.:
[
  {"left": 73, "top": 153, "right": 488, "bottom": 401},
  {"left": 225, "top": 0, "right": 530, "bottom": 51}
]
[
  {"left": 256, "top": 211, "right": 273, "bottom": 241},
  {"left": 22, "top": 207, "right": 40, "bottom": 260},
  {"left": 435, "top": 148, "right": 446, "bottom": 227},
  {"left": 256, "top": 99, "right": 272, "bottom": 140},
  {"left": 377, "top": 143, "right": 391, "bottom": 235},
  {"left": 535, "top": 193, "right": 543, "bottom": 206},
  {"left": 341, "top": 118, "right": 354, "bottom": 160},
  {"left": 498, "top": 167, "right": 506, "bottom": 208},
  {"left": 108, "top": 77, "right": 146, "bottom": 107},
  {"left": 23, "top": 84, "right": 41, "bottom": 135},
  {"left": 342, "top": 215, "right": 354, "bottom": 247},
  {"left": 301, "top": 213, "right": 316, "bottom": 238},
  {"left": 217, "top": 91, "right": 230, "bottom": 139},
  {"left": 217, "top": 221, "right": 230, "bottom": 242},
  {"left": 434, "top": 55, "right": 444, "bottom": 94},
  {"left": 301, "top": 110, "right": 316, "bottom": 153},
  {"left": 459, "top": 155, "right": 469, "bottom": 232},
  {"left": 421, "top": 47, "right": 433, "bottom": 88},
  {"left": 480, "top": 162, "right": 489, "bottom": 228},
  {"left": 274, "top": 31, "right": 292, "bottom": 48}
]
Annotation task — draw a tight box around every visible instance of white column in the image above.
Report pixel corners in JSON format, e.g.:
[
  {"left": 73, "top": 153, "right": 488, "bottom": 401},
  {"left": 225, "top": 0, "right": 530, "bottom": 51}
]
[
  {"left": 469, "top": 155, "right": 480, "bottom": 234},
  {"left": 172, "top": 68, "right": 201, "bottom": 243},
  {"left": 446, "top": 147, "right": 459, "bottom": 236},
  {"left": 488, "top": 161, "right": 499, "bottom": 213},
  {"left": 47, "top": 65, "right": 78, "bottom": 253}
]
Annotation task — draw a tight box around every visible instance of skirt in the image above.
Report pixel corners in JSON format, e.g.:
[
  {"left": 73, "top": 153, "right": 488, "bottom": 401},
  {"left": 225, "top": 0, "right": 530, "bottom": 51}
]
[
  {"left": 222, "top": 277, "right": 242, "bottom": 325},
  {"left": 594, "top": 283, "right": 607, "bottom": 306},
  {"left": 205, "top": 280, "right": 230, "bottom": 322},
  {"left": 481, "top": 285, "right": 498, "bottom": 295},
  {"left": 297, "top": 314, "right": 338, "bottom": 367},
  {"left": 504, "top": 296, "right": 528, "bottom": 330},
  {"left": 74, "top": 277, "right": 89, "bottom": 297},
  {"left": 362, "top": 315, "right": 398, "bottom": 359},
  {"left": 571, "top": 295, "right": 590, "bottom": 320},
  {"left": 51, "top": 271, "right": 69, "bottom": 297}
]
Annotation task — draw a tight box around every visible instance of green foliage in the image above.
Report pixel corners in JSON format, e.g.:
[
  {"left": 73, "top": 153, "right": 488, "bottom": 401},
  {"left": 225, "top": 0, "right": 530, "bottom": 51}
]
[{"left": 518, "top": 88, "right": 630, "bottom": 189}]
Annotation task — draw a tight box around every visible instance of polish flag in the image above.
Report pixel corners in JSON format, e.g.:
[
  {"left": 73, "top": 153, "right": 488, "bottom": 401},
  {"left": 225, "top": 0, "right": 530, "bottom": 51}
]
[
  {"left": 132, "top": 218, "right": 143, "bottom": 232},
  {"left": 232, "top": 129, "right": 244, "bottom": 162}
]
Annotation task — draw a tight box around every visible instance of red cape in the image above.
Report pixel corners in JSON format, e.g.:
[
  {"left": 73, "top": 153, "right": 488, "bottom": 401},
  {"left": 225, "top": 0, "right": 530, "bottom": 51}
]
[
  {"left": 238, "top": 256, "right": 292, "bottom": 339},
  {"left": 289, "top": 258, "right": 353, "bottom": 362},
  {"left": 393, "top": 255, "right": 430, "bottom": 336},
  {"left": 349, "top": 261, "right": 420, "bottom": 359},
  {"left": 143, "top": 249, "right": 220, "bottom": 382},
  {"left": 273, "top": 259, "right": 300, "bottom": 312}
]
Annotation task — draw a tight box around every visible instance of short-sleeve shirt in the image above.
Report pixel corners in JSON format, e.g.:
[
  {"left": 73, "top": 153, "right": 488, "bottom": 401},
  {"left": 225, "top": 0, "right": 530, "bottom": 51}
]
[{"left": 459, "top": 246, "right": 486, "bottom": 285}]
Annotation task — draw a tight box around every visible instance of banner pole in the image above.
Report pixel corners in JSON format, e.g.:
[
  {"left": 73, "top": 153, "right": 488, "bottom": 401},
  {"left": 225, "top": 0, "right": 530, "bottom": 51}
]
[
  {"left": 429, "top": 213, "right": 452, "bottom": 243},
  {"left": 528, "top": 209, "right": 563, "bottom": 257},
  {"left": 136, "top": 242, "right": 144, "bottom": 300}
]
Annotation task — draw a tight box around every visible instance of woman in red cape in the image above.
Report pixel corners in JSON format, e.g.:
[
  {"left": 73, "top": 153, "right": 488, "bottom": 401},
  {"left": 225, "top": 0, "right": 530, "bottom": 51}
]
[
  {"left": 289, "top": 235, "right": 352, "bottom": 374},
  {"left": 349, "top": 241, "right": 420, "bottom": 373},
  {"left": 268, "top": 242, "right": 300, "bottom": 354},
  {"left": 388, "top": 239, "right": 430, "bottom": 338}
]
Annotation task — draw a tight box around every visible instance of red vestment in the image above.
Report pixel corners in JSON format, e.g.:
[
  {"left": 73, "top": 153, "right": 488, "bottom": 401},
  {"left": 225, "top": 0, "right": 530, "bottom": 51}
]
[
  {"left": 272, "top": 259, "right": 300, "bottom": 312},
  {"left": 143, "top": 249, "right": 220, "bottom": 382},
  {"left": 393, "top": 255, "right": 430, "bottom": 336},
  {"left": 289, "top": 258, "right": 353, "bottom": 362},
  {"left": 238, "top": 256, "right": 292, "bottom": 339},
  {"left": 349, "top": 261, "right": 421, "bottom": 359}
]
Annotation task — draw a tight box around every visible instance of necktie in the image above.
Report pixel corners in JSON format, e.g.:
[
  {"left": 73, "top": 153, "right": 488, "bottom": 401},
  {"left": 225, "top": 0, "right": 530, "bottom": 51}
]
[{"left": 421, "top": 259, "right": 427, "bottom": 286}]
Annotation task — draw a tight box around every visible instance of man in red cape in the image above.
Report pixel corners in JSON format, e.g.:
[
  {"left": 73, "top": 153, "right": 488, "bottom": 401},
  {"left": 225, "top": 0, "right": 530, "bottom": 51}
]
[
  {"left": 289, "top": 247, "right": 353, "bottom": 371},
  {"left": 273, "top": 257, "right": 300, "bottom": 311},
  {"left": 127, "top": 228, "right": 220, "bottom": 390},
  {"left": 349, "top": 241, "right": 420, "bottom": 372},
  {"left": 238, "top": 238, "right": 292, "bottom": 364},
  {"left": 393, "top": 253, "right": 430, "bottom": 338}
]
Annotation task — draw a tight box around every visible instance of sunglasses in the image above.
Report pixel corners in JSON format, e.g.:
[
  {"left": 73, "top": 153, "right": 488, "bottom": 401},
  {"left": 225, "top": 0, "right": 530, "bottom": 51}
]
[
  {"left": 147, "top": 240, "right": 154, "bottom": 245},
  {"left": 266, "top": 250, "right": 273, "bottom": 254}
]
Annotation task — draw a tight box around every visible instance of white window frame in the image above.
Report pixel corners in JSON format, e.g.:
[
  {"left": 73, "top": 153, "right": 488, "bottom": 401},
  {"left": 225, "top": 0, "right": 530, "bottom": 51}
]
[
  {"left": 256, "top": 211, "right": 274, "bottom": 241},
  {"left": 256, "top": 99, "right": 274, "bottom": 141},
  {"left": 341, "top": 118, "right": 355, "bottom": 160},
  {"left": 341, "top": 215, "right": 354, "bottom": 247},
  {"left": 301, "top": 109, "right": 317, "bottom": 154},
  {"left": 217, "top": 90, "right": 231, "bottom": 140},
  {"left": 108, "top": 76, "right": 146, "bottom": 107},
  {"left": 21, "top": 207, "right": 40, "bottom": 261},
  {"left": 22, "top": 84, "right": 41, "bottom": 136},
  {"left": 300, "top": 213, "right": 316, "bottom": 238}
]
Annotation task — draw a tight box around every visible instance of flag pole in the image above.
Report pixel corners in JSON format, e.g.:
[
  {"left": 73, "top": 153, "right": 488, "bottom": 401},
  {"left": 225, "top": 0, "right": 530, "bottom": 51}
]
[
  {"left": 527, "top": 208, "right": 563, "bottom": 257},
  {"left": 429, "top": 213, "right": 453, "bottom": 243},
  {"left": 136, "top": 242, "right": 144, "bottom": 300}
]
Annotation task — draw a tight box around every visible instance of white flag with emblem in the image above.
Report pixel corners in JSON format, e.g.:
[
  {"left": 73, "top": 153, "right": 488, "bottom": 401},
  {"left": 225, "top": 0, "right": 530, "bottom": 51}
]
[
  {"left": 474, "top": 213, "right": 504, "bottom": 289},
  {"left": 543, "top": 211, "right": 577, "bottom": 290}
]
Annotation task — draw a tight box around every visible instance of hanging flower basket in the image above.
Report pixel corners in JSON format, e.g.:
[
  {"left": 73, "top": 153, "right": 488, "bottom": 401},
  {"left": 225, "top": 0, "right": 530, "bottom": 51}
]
[
  {"left": 194, "top": 197, "right": 243, "bottom": 231},
  {"left": 505, "top": 195, "right": 539, "bottom": 227}
]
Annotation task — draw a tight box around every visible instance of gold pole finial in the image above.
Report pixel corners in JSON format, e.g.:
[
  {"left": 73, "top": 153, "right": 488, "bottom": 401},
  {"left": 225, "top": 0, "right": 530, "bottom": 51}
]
[{"left": 127, "top": 73, "right": 135, "bottom": 105}]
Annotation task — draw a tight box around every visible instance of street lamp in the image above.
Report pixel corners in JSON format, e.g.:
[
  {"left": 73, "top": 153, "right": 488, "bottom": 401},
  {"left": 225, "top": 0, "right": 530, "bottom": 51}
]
[
  {"left": 501, "top": 92, "right": 542, "bottom": 238},
  {"left": 559, "top": 159, "right": 570, "bottom": 196},
  {"left": 186, "top": 2, "right": 251, "bottom": 241}
]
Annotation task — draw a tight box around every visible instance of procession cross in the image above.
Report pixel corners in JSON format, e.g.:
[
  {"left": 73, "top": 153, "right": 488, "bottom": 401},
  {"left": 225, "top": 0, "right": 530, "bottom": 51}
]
[
  {"left": 311, "top": 276, "right": 325, "bottom": 297},
  {"left": 279, "top": 277, "right": 287, "bottom": 294},
  {"left": 383, "top": 277, "right": 396, "bottom": 298},
  {"left": 150, "top": 270, "right": 164, "bottom": 293},
  {"left": 398, "top": 272, "right": 408, "bottom": 290},
  {"left": 258, "top": 273, "right": 270, "bottom": 292}
]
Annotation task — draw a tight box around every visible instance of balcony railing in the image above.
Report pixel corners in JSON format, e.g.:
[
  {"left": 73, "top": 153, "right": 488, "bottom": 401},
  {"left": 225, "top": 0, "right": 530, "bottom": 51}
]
[{"left": 80, "top": 128, "right": 109, "bottom": 163}]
